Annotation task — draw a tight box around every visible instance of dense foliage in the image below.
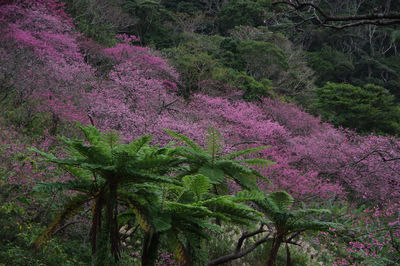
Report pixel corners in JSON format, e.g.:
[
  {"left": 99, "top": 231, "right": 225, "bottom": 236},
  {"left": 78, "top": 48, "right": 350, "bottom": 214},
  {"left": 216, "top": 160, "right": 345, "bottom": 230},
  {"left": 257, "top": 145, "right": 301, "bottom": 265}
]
[{"left": 1, "top": 0, "right": 399, "bottom": 265}]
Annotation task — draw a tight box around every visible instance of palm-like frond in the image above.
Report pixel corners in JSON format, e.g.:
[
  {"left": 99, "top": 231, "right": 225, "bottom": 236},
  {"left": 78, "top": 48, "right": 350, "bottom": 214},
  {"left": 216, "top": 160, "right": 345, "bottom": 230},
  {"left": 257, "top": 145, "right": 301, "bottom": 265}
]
[
  {"left": 33, "top": 125, "right": 277, "bottom": 264},
  {"left": 232, "top": 158, "right": 275, "bottom": 168},
  {"left": 165, "top": 129, "right": 203, "bottom": 152},
  {"left": 182, "top": 174, "right": 212, "bottom": 201},
  {"left": 166, "top": 129, "right": 273, "bottom": 190},
  {"left": 34, "top": 193, "right": 92, "bottom": 248},
  {"left": 268, "top": 191, "right": 294, "bottom": 211},
  {"left": 288, "top": 221, "right": 340, "bottom": 232},
  {"left": 205, "top": 127, "right": 224, "bottom": 162},
  {"left": 222, "top": 146, "right": 270, "bottom": 160},
  {"left": 33, "top": 179, "right": 99, "bottom": 194}
]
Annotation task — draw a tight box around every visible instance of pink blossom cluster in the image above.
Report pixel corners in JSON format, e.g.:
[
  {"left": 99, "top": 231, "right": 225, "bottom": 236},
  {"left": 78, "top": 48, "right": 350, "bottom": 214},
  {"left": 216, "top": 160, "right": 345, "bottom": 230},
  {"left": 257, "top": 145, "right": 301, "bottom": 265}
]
[{"left": 116, "top": 33, "right": 141, "bottom": 44}]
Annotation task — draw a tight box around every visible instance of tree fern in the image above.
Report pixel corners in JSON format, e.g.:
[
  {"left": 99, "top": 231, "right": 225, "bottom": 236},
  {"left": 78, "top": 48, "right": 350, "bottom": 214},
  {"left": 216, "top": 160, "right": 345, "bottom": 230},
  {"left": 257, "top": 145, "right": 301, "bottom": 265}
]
[
  {"left": 166, "top": 129, "right": 273, "bottom": 192},
  {"left": 33, "top": 124, "right": 274, "bottom": 265},
  {"left": 34, "top": 193, "right": 92, "bottom": 248},
  {"left": 205, "top": 127, "right": 224, "bottom": 164},
  {"left": 252, "top": 191, "right": 340, "bottom": 266}
]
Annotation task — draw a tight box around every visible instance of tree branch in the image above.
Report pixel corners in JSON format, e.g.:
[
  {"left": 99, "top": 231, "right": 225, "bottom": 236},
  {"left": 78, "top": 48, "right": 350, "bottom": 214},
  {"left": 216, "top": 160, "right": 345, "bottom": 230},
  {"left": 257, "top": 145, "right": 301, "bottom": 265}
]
[
  {"left": 208, "top": 229, "right": 271, "bottom": 265},
  {"left": 52, "top": 220, "right": 85, "bottom": 236},
  {"left": 235, "top": 224, "right": 266, "bottom": 252},
  {"left": 272, "top": 1, "right": 400, "bottom": 28}
]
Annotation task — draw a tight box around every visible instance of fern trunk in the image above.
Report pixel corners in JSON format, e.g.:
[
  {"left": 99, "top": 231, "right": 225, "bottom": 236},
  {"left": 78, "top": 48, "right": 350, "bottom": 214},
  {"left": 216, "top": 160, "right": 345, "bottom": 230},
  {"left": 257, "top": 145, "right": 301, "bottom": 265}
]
[
  {"left": 267, "top": 234, "right": 283, "bottom": 266},
  {"left": 141, "top": 231, "right": 160, "bottom": 266}
]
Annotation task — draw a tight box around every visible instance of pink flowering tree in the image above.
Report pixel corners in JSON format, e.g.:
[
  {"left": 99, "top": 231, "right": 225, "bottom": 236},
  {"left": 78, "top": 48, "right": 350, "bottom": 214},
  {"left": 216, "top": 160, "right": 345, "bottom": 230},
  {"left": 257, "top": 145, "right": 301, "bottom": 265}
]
[{"left": 0, "top": 2, "right": 92, "bottom": 133}]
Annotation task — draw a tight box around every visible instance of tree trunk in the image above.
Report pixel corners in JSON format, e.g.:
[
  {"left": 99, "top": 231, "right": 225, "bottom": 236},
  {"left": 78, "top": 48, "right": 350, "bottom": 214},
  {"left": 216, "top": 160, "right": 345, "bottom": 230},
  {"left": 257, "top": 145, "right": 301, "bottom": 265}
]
[
  {"left": 267, "top": 235, "right": 283, "bottom": 266},
  {"left": 286, "top": 243, "right": 292, "bottom": 266},
  {"left": 141, "top": 231, "right": 160, "bottom": 266}
]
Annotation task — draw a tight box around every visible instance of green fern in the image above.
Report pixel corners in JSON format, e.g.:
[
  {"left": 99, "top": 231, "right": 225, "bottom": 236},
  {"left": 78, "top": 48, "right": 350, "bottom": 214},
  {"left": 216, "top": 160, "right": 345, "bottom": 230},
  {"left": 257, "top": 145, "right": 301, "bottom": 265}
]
[
  {"left": 182, "top": 174, "right": 212, "bottom": 201},
  {"left": 251, "top": 190, "right": 341, "bottom": 265},
  {"left": 205, "top": 127, "right": 224, "bottom": 164},
  {"left": 167, "top": 129, "right": 273, "bottom": 191},
  {"left": 33, "top": 124, "right": 274, "bottom": 265},
  {"left": 34, "top": 193, "right": 92, "bottom": 248}
]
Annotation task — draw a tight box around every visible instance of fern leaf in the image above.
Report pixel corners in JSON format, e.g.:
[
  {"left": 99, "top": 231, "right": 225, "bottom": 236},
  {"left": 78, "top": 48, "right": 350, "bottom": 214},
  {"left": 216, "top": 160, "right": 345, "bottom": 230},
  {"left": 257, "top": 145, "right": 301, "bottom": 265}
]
[
  {"left": 166, "top": 202, "right": 213, "bottom": 217},
  {"left": 233, "top": 158, "right": 275, "bottom": 168},
  {"left": 125, "top": 135, "right": 152, "bottom": 153},
  {"left": 232, "top": 190, "right": 266, "bottom": 202},
  {"left": 76, "top": 122, "right": 103, "bottom": 145},
  {"left": 292, "top": 209, "right": 331, "bottom": 219},
  {"left": 222, "top": 146, "right": 270, "bottom": 159},
  {"left": 168, "top": 233, "right": 192, "bottom": 266},
  {"left": 165, "top": 129, "right": 204, "bottom": 152},
  {"left": 198, "top": 165, "right": 225, "bottom": 184},
  {"left": 152, "top": 213, "right": 172, "bottom": 233},
  {"left": 33, "top": 179, "right": 94, "bottom": 193},
  {"left": 182, "top": 174, "right": 212, "bottom": 200},
  {"left": 268, "top": 191, "right": 294, "bottom": 211},
  {"left": 34, "top": 193, "right": 91, "bottom": 248},
  {"left": 205, "top": 127, "right": 223, "bottom": 161},
  {"left": 123, "top": 168, "right": 178, "bottom": 185}
]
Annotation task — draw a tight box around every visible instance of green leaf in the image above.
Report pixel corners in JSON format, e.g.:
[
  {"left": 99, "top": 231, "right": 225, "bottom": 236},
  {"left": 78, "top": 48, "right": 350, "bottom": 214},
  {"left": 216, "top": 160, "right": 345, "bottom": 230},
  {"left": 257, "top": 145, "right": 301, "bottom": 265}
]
[
  {"left": 34, "top": 193, "right": 92, "bottom": 248},
  {"left": 268, "top": 191, "right": 294, "bottom": 211},
  {"left": 198, "top": 166, "right": 225, "bottom": 184},
  {"left": 182, "top": 174, "right": 212, "bottom": 200},
  {"left": 222, "top": 146, "right": 270, "bottom": 159},
  {"left": 165, "top": 129, "right": 204, "bottom": 152},
  {"left": 233, "top": 158, "right": 275, "bottom": 168},
  {"left": 152, "top": 213, "right": 172, "bottom": 233},
  {"left": 205, "top": 127, "right": 224, "bottom": 159}
]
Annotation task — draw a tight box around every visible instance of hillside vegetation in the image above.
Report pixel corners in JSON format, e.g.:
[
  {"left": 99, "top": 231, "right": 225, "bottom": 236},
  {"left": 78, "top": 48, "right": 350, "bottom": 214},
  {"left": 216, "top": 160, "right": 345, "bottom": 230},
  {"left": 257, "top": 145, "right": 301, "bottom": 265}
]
[{"left": 0, "top": 1, "right": 399, "bottom": 265}]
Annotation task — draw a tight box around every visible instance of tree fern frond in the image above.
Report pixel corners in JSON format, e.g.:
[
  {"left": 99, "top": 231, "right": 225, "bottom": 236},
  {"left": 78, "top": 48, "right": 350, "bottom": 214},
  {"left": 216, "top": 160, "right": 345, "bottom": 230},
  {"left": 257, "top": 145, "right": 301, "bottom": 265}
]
[
  {"left": 222, "top": 146, "right": 270, "bottom": 160},
  {"left": 168, "top": 233, "right": 192, "bottom": 266},
  {"left": 219, "top": 164, "right": 259, "bottom": 191},
  {"left": 196, "top": 197, "right": 263, "bottom": 222},
  {"left": 125, "top": 135, "right": 152, "bottom": 153},
  {"left": 76, "top": 122, "right": 103, "bottom": 145},
  {"left": 104, "top": 130, "right": 120, "bottom": 150},
  {"left": 198, "top": 165, "right": 225, "bottom": 184},
  {"left": 124, "top": 154, "right": 179, "bottom": 170},
  {"left": 233, "top": 158, "right": 275, "bottom": 168},
  {"left": 151, "top": 213, "right": 172, "bottom": 233},
  {"left": 205, "top": 127, "right": 223, "bottom": 161},
  {"left": 165, "top": 129, "right": 204, "bottom": 152},
  {"left": 117, "top": 210, "right": 137, "bottom": 226},
  {"left": 30, "top": 147, "right": 86, "bottom": 166},
  {"left": 127, "top": 199, "right": 153, "bottom": 233},
  {"left": 182, "top": 174, "right": 212, "bottom": 201},
  {"left": 292, "top": 209, "right": 331, "bottom": 219},
  {"left": 33, "top": 179, "right": 95, "bottom": 193},
  {"left": 165, "top": 202, "right": 213, "bottom": 217},
  {"left": 268, "top": 191, "right": 294, "bottom": 211},
  {"left": 289, "top": 221, "right": 340, "bottom": 232},
  {"left": 123, "top": 168, "right": 179, "bottom": 185},
  {"left": 175, "top": 146, "right": 210, "bottom": 162},
  {"left": 34, "top": 193, "right": 91, "bottom": 248},
  {"left": 253, "top": 197, "right": 280, "bottom": 214},
  {"left": 231, "top": 190, "right": 266, "bottom": 202},
  {"left": 178, "top": 216, "right": 222, "bottom": 233}
]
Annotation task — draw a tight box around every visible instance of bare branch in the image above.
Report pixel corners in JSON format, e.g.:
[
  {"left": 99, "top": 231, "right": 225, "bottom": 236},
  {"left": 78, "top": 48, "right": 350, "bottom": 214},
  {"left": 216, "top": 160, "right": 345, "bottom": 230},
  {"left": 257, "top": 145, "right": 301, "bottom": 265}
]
[
  {"left": 272, "top": 1, "right": 400, "bottom": 29},
  {"left": 208, "top": 233, "right": 271, "bottom": 265},
  {"left": 235, "top": 224, "right": 266, "bottom": 252},
  {"left": 52, "top": 220, "right": 85, "bottom": 236}
]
